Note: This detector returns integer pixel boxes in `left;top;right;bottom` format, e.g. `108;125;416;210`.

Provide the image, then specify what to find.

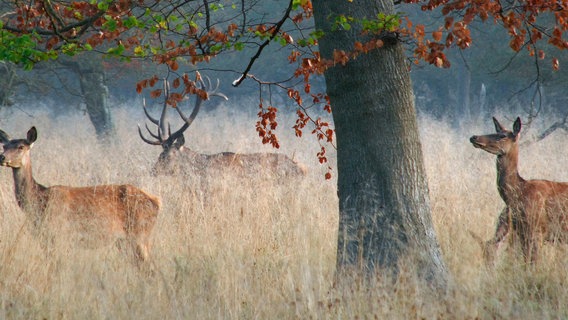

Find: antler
138;75;228;147
138;79;170;145
168;76;228;143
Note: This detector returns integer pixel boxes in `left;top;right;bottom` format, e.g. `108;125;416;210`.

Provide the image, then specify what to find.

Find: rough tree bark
64;54;116;142
78;67;116;142
312;0;448;288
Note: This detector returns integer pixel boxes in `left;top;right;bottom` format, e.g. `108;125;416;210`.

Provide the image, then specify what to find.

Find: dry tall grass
0;104;567;319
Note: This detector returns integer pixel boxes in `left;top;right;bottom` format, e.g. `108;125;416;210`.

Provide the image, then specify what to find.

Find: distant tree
0;61;16;106
62;53;116;141
2;0;567;288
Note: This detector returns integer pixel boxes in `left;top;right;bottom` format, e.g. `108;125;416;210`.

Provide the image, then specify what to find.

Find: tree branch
534;113;568;142
232;0;293;87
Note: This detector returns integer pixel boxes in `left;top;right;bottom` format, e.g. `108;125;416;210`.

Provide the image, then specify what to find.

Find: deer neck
181;147;201;158
496;144;524;204
11;162;48;213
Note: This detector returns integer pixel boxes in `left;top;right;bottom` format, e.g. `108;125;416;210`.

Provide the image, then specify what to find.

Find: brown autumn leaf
169;59;179;71
149;76;158;87
432;30;443;42
173;78;181;89
150;89;162;98
553;58;560;71
169;92;183;102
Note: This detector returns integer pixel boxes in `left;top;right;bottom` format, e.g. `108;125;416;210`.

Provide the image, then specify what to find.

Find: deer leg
492;207;510;244
522;235;539;264
115;236;148;267
470;207;510;265
134;237;150;263
516;221;537;264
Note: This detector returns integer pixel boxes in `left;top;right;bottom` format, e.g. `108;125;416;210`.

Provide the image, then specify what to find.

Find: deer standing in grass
0;127;160;264
470;117;568;263
138;76;307;177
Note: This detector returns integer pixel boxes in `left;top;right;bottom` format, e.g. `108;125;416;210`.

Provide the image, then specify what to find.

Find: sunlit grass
0;104;567;319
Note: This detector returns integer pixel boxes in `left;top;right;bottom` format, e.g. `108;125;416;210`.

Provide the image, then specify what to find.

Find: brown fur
470;117;568;263
153;138;308;178
0;127;160;263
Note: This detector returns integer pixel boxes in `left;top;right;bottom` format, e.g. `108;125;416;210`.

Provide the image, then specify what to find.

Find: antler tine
158;79;170;142
168;123;173;136
138;97;165;145
145;123;162;140
170;91;201;136
142;98;160;125
199;76;228;100
137;125;162;146
201;75;210;90
210;77;228;100
167;78;208;142
168;76;228;143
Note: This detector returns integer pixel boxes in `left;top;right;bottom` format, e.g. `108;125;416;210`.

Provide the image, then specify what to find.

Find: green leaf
134;45;146;57
123;16;139;29
97;2;108;11
0;31;55;69
292;0;302;10
210;43;223;53
61;43;79;56
106;44;125;56
234;42;245;51
102;17;118;32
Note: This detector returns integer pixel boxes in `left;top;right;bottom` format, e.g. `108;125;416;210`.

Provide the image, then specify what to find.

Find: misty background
1;0;567;147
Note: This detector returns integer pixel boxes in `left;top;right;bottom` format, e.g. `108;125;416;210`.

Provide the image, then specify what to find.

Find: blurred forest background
1;0;566;141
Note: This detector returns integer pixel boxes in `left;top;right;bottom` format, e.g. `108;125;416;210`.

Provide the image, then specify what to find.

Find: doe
0;126;160;264
470;117;568;263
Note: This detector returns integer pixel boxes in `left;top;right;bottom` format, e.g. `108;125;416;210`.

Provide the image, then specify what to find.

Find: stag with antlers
138;75;307;178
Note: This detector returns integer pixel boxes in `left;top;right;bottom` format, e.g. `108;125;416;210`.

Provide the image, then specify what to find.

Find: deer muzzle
470;136;485;148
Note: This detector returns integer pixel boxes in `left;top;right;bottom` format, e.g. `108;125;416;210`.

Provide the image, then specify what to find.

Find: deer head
0;126;37;169
470;117;521;156
138;76;228;174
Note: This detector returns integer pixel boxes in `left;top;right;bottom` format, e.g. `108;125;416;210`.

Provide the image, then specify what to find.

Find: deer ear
27;127;37;144
0;129;10;144
513;117;522;136
493;117;506;133
173;134;185;150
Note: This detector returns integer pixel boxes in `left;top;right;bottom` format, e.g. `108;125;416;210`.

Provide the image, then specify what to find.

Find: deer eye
496;134;507;140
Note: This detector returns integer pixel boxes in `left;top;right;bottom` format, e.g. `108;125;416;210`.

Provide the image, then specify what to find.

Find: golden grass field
0;103;567;319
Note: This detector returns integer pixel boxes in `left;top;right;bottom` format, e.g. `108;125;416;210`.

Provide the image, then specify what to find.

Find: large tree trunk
312;1;448;288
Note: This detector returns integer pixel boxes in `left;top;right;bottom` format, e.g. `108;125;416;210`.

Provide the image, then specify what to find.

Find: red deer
0;127;160;264
470;117;568;263
138;76;307;177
